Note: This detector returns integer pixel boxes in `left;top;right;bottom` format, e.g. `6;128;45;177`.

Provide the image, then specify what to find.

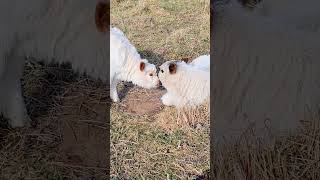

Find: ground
1;61;109;179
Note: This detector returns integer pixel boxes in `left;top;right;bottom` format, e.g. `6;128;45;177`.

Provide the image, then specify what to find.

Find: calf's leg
0;55;30;127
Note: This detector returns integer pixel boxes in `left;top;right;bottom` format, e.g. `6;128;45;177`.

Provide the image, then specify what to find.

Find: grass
213;119;320;179
111;0;210;64
110;102;210;179
111;0;210;178
1;60;109;179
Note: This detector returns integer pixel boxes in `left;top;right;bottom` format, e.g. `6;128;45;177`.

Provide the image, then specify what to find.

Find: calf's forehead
146;63;156;71
160;61;170;69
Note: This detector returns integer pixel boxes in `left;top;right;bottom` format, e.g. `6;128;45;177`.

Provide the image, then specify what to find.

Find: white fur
189;55;210;71
158;55;210;108
110;27;159;102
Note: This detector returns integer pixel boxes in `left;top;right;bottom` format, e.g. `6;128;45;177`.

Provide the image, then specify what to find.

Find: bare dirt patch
118;83;166;116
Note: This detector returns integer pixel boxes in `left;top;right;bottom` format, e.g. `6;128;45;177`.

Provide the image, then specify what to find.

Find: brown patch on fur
169;63;177;74
95;1;110;33
140;62;145;71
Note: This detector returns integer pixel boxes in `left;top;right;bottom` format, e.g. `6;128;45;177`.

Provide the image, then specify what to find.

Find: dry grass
111;0;210;64
213;119;320;179
156;100;209;132
110;103;210;179
111;0;210;178
1;60;109;179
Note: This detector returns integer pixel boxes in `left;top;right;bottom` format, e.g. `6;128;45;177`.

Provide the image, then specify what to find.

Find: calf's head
158;60;186;90
133;59;160;89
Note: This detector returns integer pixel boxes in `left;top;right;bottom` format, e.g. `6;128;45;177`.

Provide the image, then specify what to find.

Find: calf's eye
160;70;164;73
149;73;153;76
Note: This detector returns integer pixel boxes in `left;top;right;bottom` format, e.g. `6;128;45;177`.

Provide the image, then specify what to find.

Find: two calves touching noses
111;27;210;108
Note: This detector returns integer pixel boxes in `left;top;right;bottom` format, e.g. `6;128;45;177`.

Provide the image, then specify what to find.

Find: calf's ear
95;1;109;33
169;63;177;74
140;62;145;71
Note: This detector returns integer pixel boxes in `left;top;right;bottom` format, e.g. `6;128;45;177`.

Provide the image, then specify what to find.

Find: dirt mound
119;85;166;116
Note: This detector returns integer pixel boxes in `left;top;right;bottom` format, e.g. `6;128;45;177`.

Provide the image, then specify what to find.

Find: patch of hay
155;99;210;132
213;119;320;179
1;60;109;179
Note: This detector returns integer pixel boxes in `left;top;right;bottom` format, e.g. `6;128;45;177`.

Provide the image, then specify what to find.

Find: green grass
111;0;210;178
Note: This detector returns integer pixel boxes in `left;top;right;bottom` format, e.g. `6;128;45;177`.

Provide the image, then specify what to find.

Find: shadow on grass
0;59;110;179
0;59;77;129
118;82;134;101
23;59;78;124
211;118;320;179
140;50;167;66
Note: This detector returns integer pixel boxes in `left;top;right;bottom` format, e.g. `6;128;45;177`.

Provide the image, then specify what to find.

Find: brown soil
118;85;166;116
